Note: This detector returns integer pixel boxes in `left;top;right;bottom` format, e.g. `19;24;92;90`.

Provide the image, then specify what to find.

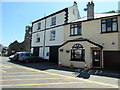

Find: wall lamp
66;50;70;53
60;49;63;52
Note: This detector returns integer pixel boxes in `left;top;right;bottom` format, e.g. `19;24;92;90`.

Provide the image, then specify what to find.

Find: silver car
18;52;42;63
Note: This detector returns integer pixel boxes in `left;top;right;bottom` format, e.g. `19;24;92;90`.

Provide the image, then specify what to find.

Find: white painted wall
39;47;43;58
31;31;44;47
45;26;64;46
32;20;45;32
68;5;80;22
46;11;66;29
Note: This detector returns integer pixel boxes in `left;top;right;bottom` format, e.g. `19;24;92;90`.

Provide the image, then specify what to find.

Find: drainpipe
43;15;46;59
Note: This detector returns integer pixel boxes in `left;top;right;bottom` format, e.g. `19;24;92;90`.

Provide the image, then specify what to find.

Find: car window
19;53;24;56
14;53;19;56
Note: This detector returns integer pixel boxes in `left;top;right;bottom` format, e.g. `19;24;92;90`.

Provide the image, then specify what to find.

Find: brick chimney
87;1;94;20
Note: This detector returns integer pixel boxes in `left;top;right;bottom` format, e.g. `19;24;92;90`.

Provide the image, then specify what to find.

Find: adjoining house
8;25;32;56
59;1;120;70
31;2;80;63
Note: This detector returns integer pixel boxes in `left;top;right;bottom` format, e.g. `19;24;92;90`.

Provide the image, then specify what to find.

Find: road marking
1;82;86;87
2;74;49;77
1;78;61;81
5;72;42;74
2;70;7;73
1;65;12;68
0;70;7;73
20;66;119;88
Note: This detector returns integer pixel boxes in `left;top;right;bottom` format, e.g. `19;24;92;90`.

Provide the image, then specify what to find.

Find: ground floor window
71;44;85;61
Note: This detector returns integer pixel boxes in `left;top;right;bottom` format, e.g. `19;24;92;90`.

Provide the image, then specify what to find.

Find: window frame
37;22;41;30
71;44;85;61
101;17;118;33
70;24;82;36
36;34;40;43
50;30;56;41
51;16;56;26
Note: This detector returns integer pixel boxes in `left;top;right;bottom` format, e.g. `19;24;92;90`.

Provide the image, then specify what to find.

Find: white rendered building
31;2;80;63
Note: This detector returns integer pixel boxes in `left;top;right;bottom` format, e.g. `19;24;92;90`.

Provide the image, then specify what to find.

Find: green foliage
108;10;116;13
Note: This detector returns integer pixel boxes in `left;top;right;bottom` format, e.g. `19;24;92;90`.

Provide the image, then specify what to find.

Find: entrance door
49;46;59;63
92;50;101;68
33;47;39;56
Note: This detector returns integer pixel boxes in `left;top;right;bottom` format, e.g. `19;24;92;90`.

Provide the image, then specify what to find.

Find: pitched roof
32;8;68;24
72;13;119;22
61;37;103;48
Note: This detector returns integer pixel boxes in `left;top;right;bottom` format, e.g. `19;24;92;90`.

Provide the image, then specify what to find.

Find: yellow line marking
5;72;42;74
20;66;119;88
0;70;7;73
2;74;49;77
2;65;12;68
1;82;86;87
1;78;61;81
2;70;7;73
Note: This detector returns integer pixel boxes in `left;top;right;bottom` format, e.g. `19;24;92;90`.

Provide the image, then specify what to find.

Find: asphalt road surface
0;56;119;88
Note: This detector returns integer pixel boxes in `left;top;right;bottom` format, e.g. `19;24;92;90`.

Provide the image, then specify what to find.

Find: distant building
7;25;32;56
0;44;3;56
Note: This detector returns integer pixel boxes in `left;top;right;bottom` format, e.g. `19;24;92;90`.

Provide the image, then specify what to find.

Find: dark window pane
112;22;117;31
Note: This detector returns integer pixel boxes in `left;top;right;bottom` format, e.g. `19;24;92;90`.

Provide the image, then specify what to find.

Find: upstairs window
37;22;41;30
51;17;56;26
101;18;118;33
36;34;40;43
70;24;81;36
71;44;85;61
50;30;56;41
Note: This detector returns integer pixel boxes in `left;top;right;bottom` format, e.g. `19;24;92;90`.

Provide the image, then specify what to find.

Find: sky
1;0;119;46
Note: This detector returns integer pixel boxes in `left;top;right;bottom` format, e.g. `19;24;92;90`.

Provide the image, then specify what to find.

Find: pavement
0;56;120;89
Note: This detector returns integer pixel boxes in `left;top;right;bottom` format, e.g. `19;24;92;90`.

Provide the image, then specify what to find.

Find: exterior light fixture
66;50;70;53
60;49;63;52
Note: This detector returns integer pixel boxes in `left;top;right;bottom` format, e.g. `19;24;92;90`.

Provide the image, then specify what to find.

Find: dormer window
37;22;41;30
51;17;56;26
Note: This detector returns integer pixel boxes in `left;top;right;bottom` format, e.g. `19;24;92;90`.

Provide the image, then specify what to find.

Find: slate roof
72;13;119;23
61;37;103;48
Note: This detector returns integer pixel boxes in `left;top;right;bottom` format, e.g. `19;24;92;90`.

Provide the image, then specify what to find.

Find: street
0;56;119;88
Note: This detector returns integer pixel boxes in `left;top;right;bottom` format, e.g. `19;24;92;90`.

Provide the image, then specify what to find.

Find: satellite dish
84;8;87;11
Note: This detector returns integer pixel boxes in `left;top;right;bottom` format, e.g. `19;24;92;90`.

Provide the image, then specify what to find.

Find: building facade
59;1;120;70
31;2;80;63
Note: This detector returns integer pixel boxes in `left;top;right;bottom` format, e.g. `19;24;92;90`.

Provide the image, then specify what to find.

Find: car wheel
25;60;29;63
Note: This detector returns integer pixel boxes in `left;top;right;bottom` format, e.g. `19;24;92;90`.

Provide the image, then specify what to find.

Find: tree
108;10;116;13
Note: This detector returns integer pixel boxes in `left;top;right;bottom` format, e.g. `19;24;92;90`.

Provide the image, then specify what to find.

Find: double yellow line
20;66;119;88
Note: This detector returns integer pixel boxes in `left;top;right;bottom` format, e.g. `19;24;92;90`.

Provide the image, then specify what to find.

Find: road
0;56;119;88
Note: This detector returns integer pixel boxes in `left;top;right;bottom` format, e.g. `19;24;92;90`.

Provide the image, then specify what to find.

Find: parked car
18;52;42;63
9;52;23;61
